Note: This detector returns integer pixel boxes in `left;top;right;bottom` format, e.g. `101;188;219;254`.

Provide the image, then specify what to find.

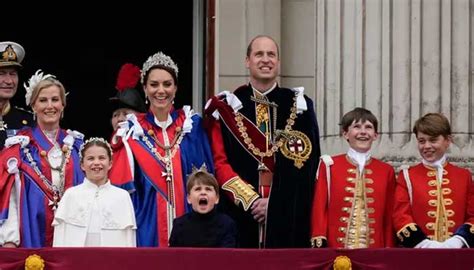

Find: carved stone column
313;0;474;171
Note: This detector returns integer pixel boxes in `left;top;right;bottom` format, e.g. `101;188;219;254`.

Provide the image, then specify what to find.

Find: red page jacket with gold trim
310;154;396;248
393;162;474;247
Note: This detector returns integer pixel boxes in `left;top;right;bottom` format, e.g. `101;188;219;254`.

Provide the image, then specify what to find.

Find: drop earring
33;112;36;121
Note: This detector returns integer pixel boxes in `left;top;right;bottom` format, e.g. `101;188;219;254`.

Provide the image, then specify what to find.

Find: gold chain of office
234;95;298;158
141;127;185;182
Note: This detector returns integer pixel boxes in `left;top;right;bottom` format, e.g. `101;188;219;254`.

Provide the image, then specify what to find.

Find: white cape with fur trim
52;178;136;247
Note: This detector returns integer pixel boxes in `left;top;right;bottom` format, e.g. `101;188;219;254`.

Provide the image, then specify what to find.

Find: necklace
43;144;67;171
24;142;72;210
235;95;298;158
141;126;185;220
141;127;185;182
150;127;183;151
41;129;67;172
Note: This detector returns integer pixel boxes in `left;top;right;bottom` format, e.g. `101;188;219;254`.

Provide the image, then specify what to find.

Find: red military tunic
393;162;474;246
310;154;396;248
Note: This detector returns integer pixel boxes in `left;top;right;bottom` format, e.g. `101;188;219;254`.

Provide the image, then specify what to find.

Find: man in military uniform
0;41;33;149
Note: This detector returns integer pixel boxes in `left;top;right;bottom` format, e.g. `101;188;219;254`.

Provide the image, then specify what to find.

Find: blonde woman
0;70;84;247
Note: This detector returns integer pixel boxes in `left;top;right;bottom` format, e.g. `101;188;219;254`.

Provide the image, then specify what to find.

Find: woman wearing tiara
53;137;136;247
0;70;84;247
109;52;214;247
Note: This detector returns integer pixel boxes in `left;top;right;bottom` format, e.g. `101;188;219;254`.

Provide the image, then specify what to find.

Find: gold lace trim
222;176;259;211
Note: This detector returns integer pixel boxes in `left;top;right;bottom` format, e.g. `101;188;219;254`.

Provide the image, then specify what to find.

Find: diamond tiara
141;52;179;84
79;137;113;160
191;163;209;174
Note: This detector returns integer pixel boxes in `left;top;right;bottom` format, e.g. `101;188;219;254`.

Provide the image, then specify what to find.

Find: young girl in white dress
53;137;136;247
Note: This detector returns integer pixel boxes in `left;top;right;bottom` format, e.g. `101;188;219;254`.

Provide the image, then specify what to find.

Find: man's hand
250;198;268;223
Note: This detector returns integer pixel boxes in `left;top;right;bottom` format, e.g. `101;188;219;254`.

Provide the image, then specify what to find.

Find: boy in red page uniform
310;107;395;248
393;113;474;248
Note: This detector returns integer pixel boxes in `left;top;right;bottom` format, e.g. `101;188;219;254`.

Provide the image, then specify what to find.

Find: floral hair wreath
140;52;179;84
79;137;113;160
24;69;56;106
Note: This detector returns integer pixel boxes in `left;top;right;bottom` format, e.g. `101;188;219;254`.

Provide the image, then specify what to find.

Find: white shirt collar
154;114;173;129
251;82;277;96
421;155;446;168
347;147;371;174
422;155;447;183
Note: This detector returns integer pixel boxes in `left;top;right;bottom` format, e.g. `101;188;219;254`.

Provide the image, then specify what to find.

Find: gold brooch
333;255;352;270
25;254;45;270
279;130;312;169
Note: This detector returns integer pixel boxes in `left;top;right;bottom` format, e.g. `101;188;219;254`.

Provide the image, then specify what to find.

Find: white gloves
415;236;466;249
415;239;444;248
441;236;465;248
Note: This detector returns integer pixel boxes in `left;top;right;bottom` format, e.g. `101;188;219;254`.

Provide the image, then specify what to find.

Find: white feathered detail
24;69;56;105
